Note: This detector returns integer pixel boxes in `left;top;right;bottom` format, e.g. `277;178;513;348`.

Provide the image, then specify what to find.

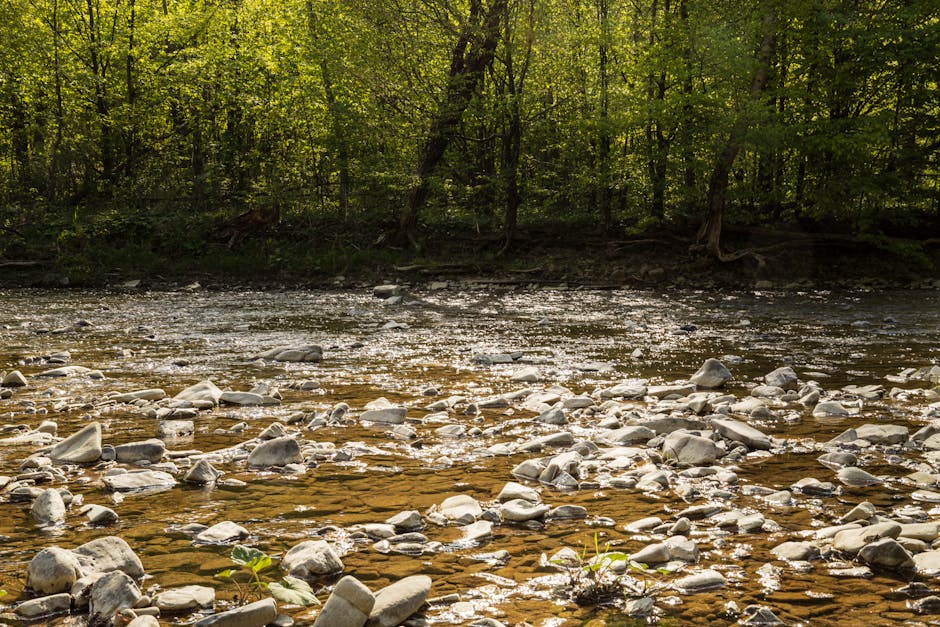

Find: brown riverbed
1;286;940;626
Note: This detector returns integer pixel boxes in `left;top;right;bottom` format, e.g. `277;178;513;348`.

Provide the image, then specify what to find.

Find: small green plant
550;533;664;607
215;545;319;607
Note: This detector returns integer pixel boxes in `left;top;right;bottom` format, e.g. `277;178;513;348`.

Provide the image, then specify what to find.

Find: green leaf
231;545;270;568
215;569;236;580
247;554;273;574
269;576;320;606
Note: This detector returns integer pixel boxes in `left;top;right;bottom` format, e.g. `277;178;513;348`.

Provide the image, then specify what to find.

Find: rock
89;570;143;626
174;380;224;405
600;381;648;399
710;418;772;450
817;451;857;470
673;569;726;593
497;482;540;503
536;407;567;425
647;384;696;399
500;499;550;522
103;469;177;492
853;424;909;445
510;367;541;383
31;488;66;526
386;511;424;532
913;550;940;576
73;536;144;578
764;367;798;390
665;536;698;562
158;420;195;440
2;369;27;387
195;521;249;544
127;617;160;627
27;546;84;594
771;541;820;561
662;432;718;466
112;389;167;402
359;408;407;424
247;437;302;467
255;345;324;363
193;598;278;627
813;401;850;417
366;575;431;627
220;391;276;406
184;460;223;484
80;504;120;525
547;505;587;520
838;501;876;524
751;385;785;398
837;467;883;487
373;285;402;299
281;540;344;578
155;585;216;612
833;522;902;555
631;543;670;565
690;358;732;388
740;606;785;626
114;439;166;464
439;495;482;524
858;537;914;570
15;593;72;618
461;520;494;542
35;365;93;377
603;425;656;445
47;422;102;463
314;576;375;627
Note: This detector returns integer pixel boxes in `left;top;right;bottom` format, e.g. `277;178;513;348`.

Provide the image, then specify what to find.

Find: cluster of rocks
6;292;940;627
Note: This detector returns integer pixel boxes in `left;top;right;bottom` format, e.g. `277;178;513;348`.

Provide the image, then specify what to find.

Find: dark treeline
0;0;938;270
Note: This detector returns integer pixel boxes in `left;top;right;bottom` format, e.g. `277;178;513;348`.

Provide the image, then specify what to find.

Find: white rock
690;359;732;388
155;585;216;612
47;422;102;463
31;488;66;526
88;571;142;626
247;436;302;467
314;576;375;627
26;547;84;594
193;597;277;627
366;575;432;627
195;521;249;544
281;540;344;578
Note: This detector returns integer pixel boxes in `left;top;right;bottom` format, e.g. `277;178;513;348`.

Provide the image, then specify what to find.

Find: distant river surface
1;286;940;625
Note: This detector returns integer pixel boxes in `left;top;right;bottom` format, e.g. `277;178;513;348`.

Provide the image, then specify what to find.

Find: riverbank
2;223;940;291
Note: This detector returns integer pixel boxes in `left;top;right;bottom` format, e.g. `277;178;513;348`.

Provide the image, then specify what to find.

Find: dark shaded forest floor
2;221;939;290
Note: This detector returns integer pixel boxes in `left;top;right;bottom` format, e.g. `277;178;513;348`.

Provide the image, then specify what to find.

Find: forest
0;0;938;278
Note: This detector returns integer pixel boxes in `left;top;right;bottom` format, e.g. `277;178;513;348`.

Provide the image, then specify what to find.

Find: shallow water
1;286;940;626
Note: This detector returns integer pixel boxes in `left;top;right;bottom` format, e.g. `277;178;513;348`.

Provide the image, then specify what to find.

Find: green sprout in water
215;545;319;607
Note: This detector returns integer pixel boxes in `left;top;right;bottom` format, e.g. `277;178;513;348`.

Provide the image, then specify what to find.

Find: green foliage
0;0;937;268
215;545;318;607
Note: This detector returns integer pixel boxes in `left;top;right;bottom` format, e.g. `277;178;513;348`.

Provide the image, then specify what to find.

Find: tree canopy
0;0;937;268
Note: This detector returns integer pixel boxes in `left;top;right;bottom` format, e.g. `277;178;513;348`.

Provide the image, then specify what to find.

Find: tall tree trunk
596;0;612;233
398;0;507;247
86;0;114;185
124;0;136;177
695;10;776;257
47;0;65;199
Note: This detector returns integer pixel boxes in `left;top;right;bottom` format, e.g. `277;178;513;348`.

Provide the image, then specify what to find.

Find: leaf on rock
269;576;320;606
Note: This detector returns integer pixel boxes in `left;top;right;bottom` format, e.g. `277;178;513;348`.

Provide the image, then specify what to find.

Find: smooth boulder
193;597;278;627
47;422;102;463
690;359;732;389
314;576;375;627
366;575;431;627
27;547;84;594
281;540;344;578
247;437;302;467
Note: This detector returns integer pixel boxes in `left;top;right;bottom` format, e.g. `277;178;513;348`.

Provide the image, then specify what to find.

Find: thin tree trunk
48;0;65;199
398;0;508;247
695;10;776;257
597;0;612;233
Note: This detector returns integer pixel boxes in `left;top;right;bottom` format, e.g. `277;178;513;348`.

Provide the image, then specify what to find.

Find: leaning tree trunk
398;0;507;248
695;11;776;258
